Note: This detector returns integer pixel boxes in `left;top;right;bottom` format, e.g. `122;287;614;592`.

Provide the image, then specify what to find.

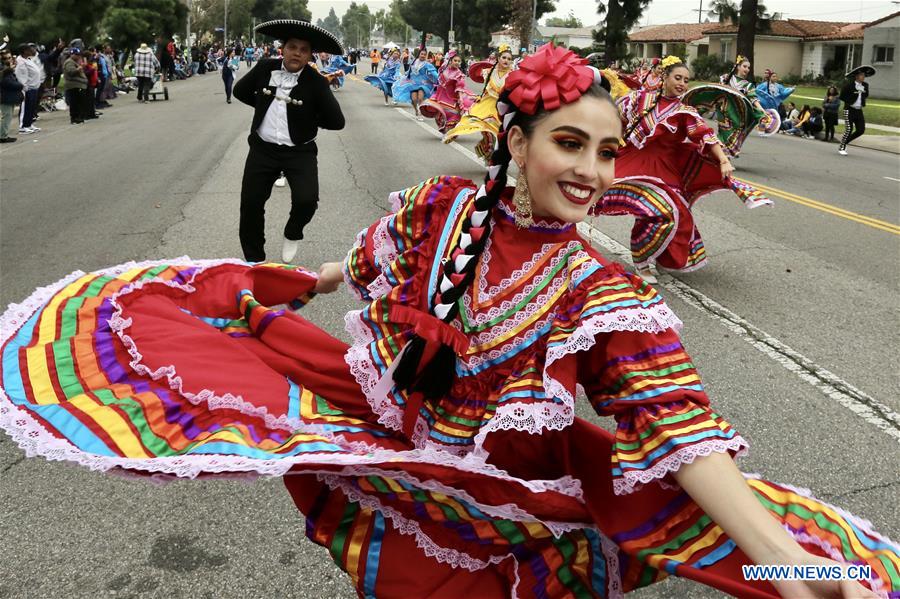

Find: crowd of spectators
0;35;280;144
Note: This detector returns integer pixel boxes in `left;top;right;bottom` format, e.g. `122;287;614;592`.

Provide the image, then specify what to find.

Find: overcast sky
307;0;899;28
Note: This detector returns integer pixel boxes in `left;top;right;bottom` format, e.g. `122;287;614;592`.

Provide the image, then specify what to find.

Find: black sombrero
846;64;876;78
254;19;343;55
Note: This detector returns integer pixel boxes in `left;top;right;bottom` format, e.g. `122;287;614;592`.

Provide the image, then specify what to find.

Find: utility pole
186;0;192;47
693;0;704;23
449;0;455;46
224;0;228;47
531;0;538;51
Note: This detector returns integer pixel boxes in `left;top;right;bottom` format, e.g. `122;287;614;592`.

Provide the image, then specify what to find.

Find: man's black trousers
239;134;319;262
840;107;866;148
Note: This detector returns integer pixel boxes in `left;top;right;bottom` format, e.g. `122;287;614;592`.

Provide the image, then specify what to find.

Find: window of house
873;45;894;64
721;39;733;60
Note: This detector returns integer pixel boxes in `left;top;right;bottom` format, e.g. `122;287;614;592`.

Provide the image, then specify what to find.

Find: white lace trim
612;435;750;496
468;302;683;450
496;200;573;230
371;215;400;270
318;474;623;598
316;465;590;535
343;308;405;434
461;259;596;371
477;237;583;309
366;274;394;299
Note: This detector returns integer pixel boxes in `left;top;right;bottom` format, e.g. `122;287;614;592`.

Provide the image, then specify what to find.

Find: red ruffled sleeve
571;271;748;495
342;176;473;301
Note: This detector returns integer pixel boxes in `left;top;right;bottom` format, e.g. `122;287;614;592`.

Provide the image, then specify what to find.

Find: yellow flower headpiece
497;43;511;55
660;55;682;69
735;54;748;65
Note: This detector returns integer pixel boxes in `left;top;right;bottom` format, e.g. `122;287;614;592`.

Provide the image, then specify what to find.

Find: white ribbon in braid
431;99;518;322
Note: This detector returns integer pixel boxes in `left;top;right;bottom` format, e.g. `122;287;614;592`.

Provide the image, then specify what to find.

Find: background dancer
364;48;403;105
838;64;875;156
683;55;777;158
391;47;438;120
1;44;892;599
442;44;514;162
755;69;793;113
599;56;771;282
232;19;345;263
419;49;475;133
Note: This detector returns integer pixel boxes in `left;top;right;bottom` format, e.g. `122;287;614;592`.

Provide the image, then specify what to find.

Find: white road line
393;103;900;443
884;176;900;182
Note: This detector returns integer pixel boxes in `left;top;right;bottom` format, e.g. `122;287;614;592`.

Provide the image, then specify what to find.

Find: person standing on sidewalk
838;65;875;156
233;19;345;263
15;44;41;135
133;43;159;103
822;85;840;142
0;50;23;142
62;50;88;124
221;48;239;103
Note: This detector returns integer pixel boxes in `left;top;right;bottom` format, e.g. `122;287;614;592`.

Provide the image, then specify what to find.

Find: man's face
282;38;311;72
856;72;866;82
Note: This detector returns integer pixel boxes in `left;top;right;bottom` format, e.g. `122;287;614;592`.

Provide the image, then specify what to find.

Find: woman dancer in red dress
599;56;772;282
0;45;894;598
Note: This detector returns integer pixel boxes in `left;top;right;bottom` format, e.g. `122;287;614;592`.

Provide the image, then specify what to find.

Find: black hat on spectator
845;65;876;78
254;19;343;55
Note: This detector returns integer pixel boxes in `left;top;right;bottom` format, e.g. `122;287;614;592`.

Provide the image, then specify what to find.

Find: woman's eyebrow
550;125;590;137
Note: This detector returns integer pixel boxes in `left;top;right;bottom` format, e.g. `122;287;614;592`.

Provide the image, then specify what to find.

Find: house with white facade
863;11;899;98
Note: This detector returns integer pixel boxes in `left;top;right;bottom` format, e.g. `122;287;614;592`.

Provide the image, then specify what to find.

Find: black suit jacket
839;80;868;110
233;58;345;144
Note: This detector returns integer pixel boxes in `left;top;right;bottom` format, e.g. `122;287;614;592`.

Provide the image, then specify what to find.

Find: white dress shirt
851;81;865;109
256;66;304;146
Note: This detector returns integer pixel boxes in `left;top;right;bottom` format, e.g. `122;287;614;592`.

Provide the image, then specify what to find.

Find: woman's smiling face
507;94;622;224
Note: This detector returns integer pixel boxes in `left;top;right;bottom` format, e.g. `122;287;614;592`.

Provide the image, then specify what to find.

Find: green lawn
691;81;900;128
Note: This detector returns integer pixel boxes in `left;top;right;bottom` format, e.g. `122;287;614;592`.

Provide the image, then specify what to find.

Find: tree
383;0;411;44
509;0;535;51
104;0;188;51
594;0;651;62
1;0;110;45
318;8;342;37
342;2;374;48
271;0;312;21
708;0;782;77
398;0;554;54
545;11;583;28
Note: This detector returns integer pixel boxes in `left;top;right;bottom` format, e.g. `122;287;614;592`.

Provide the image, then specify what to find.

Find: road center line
740;178;900;235
392;106;900;443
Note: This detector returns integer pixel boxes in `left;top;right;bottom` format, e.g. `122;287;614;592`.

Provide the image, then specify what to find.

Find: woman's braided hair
393;45;614;399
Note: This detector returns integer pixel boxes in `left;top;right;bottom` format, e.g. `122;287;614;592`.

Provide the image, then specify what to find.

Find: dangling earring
513;166;534;229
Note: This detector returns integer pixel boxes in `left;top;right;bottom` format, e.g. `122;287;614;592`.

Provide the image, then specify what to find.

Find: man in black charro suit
233;19;345;263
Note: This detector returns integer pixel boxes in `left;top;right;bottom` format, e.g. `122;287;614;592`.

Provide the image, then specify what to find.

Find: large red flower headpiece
504;43;595;115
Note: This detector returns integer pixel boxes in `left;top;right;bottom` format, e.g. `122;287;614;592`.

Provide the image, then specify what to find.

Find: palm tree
707;0;782;77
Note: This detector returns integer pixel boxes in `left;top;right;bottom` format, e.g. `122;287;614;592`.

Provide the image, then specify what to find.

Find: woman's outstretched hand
771;556;879;598
720;159;735;180
314;262;344;294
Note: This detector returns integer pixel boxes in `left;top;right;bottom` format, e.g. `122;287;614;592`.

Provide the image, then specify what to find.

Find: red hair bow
505;43;594;115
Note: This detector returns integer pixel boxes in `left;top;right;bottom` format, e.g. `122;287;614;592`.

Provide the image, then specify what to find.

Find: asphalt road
0;65;898;599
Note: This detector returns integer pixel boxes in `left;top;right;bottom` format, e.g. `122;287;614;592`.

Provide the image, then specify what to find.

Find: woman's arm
710;143;734;179
673;453;878;598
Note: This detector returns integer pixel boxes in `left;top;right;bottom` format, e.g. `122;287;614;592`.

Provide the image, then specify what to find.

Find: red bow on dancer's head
504;43;595;115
